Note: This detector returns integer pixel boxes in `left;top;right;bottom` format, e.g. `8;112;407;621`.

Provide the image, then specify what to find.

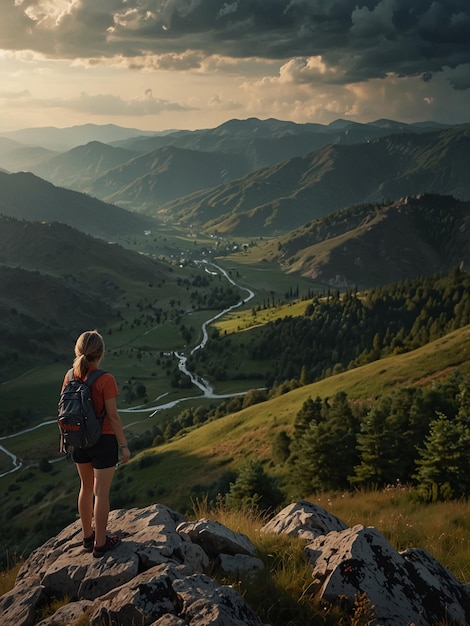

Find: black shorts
72;434;118;469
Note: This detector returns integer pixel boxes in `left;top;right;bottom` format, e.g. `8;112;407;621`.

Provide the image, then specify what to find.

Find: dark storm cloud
4;0;470;87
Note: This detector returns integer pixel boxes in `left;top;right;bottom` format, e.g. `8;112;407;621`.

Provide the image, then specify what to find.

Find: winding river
0;261;255;477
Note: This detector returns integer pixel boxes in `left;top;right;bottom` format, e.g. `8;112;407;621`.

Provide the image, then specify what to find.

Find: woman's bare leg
93;466;116;547
76;462;94;538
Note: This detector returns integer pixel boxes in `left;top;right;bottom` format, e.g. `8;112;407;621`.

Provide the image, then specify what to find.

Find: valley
0;259;256;476
0;118;469;581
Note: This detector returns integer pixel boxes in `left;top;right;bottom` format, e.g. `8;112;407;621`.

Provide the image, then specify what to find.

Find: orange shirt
61;366;119;435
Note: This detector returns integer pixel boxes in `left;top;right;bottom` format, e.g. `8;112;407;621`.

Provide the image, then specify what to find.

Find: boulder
177;518;257;558
261;501;470;625
305;523;470;625
1;503;265;626
35;600;93;626
5;499;470;626
261;500;348;541
215;553;265;580
0;578;46;626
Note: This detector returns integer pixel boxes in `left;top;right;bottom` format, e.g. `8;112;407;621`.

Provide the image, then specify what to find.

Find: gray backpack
58;369;105;452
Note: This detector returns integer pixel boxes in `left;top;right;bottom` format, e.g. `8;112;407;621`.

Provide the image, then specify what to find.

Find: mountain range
155;124;470;236
1;118;466;234
0;123;161;151
0;117;469;286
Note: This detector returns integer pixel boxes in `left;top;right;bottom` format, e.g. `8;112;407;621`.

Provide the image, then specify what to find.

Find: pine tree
415;380;470;501
351;400;397;486
292;392;359;493
225;460;284;512
272;430;291;464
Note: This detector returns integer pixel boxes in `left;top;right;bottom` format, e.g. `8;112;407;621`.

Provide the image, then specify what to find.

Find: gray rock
0;578;46;626
2;503;266;626
172;567;263;625
177;518;256;558
401;546;470;624
216;553;264;580
304;523;470;625
5;499;469;626
151;615;187;626
88;562;186;626
261;500;348;541
35;600;93;626
87;561;265;626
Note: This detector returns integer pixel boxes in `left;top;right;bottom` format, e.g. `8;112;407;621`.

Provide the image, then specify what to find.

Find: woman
62;329;131;558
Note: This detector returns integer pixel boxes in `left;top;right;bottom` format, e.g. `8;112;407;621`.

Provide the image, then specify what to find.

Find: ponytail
73;330;104;379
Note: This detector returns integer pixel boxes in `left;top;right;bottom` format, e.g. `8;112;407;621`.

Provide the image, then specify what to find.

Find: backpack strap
84;369;107;419
67;368;106;386
83;368;106;387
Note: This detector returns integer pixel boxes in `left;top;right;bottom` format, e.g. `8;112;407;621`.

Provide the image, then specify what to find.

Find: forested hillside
0;215;175;381
0;170;157;238
284;369;470;501
189;267;470;386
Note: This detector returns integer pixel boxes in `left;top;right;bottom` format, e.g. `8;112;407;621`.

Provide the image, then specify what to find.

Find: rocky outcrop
262;500;470;625
2;500;470;626
0;504;265;626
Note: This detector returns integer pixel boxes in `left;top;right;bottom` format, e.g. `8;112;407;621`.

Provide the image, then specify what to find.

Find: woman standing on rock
62;329;131;558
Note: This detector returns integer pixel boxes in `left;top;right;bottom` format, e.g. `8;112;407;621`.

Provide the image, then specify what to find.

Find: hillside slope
1;118;453;215
87;146;251;211
0;215;174;377
0;170;157;239
123;324;470;511
238;194;470;287
31;141;137;189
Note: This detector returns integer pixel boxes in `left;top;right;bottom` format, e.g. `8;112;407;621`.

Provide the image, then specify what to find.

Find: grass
314;488;470;582
214;298;309;334
169;492;470;625
1;247;470;622
0;558;22;597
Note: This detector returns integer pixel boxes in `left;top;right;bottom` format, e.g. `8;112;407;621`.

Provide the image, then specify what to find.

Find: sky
1;0;470;133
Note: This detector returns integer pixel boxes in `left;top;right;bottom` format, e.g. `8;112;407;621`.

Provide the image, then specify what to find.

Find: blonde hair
73;330;104;379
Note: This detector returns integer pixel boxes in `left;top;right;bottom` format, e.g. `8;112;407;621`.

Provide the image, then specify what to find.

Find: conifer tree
292;392;359;493
225;460;284;512
351;401;397;486
415;380;470;501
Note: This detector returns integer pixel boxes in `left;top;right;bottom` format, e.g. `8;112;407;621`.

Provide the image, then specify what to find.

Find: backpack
58;368;106;452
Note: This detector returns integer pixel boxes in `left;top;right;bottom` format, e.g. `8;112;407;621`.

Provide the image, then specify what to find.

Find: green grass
1;324;469;496
215;298;308;334
314;488;470;583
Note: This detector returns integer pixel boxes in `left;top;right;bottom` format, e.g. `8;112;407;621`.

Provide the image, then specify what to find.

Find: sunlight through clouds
21;0;78;27
1;0;470;130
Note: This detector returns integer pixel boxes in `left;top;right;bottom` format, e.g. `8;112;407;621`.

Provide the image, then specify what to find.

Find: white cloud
279;57;344;84
1;1;470;130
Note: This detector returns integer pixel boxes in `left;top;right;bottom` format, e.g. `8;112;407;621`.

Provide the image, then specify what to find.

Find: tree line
192;267;469;386
277;370;470;502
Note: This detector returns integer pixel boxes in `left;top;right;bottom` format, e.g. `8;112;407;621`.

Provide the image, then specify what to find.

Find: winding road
0;261;256;477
